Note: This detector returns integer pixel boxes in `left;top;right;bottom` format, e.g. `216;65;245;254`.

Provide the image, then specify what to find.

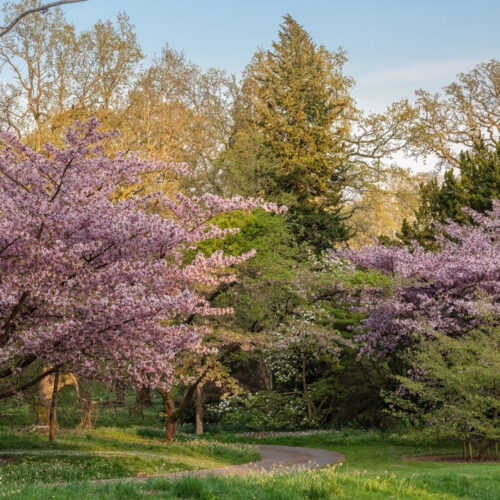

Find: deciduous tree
0;118;284;408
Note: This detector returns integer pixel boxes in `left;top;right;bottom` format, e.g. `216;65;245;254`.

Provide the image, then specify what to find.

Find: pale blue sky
64;0;500;114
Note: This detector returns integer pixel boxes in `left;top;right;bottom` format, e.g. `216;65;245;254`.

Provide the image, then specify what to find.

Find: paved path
84;444;345;485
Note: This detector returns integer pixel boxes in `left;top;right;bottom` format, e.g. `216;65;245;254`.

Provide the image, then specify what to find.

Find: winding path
2;444;344;485
162;444;345;480
61;444;344;485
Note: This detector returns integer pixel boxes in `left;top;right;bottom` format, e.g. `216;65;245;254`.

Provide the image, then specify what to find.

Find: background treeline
0;1;499;437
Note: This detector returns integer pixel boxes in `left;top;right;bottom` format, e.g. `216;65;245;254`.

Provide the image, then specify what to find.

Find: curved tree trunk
159;372;207;443
163;391;178;442
38;371;87;428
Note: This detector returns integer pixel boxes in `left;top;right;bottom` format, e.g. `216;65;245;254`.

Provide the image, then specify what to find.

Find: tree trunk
195;385;204;435
79;399;93;429
37;370;56;427
159;371;207;443
163;391;178;442
165;416;178;441
478;439;491;461
258;358;273;391
48;370;59;441
136;386;153;408
37;371;78;426
302;358;313;419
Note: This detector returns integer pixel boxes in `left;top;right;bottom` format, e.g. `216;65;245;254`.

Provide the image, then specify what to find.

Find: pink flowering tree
342;202;500;360
342;206;500;455
0;118;284;414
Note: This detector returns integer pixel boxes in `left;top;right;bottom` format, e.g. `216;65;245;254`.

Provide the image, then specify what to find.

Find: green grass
0;427;259;493
210;429;500;500
0;428;498;499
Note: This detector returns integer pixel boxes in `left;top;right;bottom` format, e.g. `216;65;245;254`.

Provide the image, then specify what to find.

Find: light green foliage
389;327;500;458
205;246;395;430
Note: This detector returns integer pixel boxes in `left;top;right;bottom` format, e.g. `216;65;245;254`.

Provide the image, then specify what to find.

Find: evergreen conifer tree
224;16;353;251
399;141;500;247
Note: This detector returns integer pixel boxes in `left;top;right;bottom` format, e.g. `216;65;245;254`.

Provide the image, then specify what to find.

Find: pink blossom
0;119;285;391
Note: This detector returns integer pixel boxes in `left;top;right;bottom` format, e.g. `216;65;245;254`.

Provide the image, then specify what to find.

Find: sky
64;0;500;114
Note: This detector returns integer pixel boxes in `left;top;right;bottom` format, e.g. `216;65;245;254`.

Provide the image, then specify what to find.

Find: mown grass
0;428;498;499
0;427;259;492
212;429;500;500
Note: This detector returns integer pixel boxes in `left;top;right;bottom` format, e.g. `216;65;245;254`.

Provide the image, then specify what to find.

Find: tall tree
220;16;414;251
122;45;235;194
0;1;142;144
225;16;353;250
406;59;500;168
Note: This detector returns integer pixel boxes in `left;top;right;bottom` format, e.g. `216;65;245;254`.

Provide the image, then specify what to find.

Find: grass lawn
0;426;259;497
211;430;500;500
0;429;498;499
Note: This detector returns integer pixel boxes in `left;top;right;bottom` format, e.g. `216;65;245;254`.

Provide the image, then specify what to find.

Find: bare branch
0;0;87;38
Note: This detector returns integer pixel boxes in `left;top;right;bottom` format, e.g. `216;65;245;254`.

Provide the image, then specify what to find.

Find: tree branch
0;0;87;38
0;364;62;400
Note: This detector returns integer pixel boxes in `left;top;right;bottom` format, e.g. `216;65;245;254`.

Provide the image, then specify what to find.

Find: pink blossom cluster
0;118;284;390
342;203;500;358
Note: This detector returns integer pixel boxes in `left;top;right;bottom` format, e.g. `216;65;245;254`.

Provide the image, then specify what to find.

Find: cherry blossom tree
0;118;284;402
342;202;500;359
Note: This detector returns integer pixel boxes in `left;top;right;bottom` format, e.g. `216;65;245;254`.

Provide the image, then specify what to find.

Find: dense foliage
344;202;500;359
399;141;500;247
390;327;500;459
0;118;283;397
0;3;499;470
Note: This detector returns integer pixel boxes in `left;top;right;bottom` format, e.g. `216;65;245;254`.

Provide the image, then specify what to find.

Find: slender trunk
48;370;59;442
195;385;204;435
79;393;93;429
469;441;474;462
163;391;178;442
478;439;491;461
302;358;313;419
136;386;153;408
116;384;125;404
495;441;498;461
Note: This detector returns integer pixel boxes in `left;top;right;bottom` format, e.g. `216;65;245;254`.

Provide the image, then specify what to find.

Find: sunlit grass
0;426;259;490
0;428;498;498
